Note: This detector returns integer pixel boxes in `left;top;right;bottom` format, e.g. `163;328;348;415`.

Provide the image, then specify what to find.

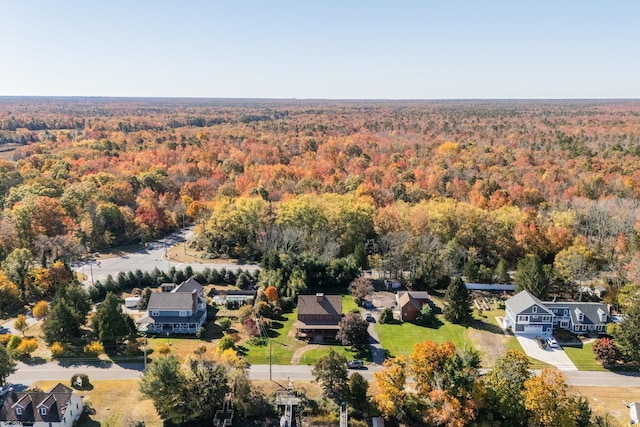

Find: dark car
535;336;548;349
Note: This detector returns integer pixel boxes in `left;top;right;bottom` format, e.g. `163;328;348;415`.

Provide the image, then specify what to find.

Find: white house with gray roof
137;277;207;335
505;290;611;336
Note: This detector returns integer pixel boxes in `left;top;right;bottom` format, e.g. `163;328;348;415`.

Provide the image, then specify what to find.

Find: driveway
516;335;578;371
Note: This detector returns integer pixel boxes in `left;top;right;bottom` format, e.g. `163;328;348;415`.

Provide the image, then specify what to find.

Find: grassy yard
563;341;607;371
297;346;370;365
375;314;472;358
34;380;161;427
241;309;306;365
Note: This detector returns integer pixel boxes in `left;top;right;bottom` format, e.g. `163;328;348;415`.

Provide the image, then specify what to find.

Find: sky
1;1;639;99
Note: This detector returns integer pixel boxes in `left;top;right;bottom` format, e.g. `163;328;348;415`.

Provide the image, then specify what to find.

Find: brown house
295;293;342;343
397;291;431;322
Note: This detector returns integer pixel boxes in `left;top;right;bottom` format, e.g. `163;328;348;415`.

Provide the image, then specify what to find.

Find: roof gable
506;290;553;315
297;294;342;316
173;277;203;294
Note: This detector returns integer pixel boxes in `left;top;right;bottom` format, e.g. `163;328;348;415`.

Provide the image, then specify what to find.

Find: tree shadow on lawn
470;318;504;335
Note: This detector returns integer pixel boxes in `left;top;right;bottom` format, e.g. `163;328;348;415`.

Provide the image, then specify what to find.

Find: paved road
73;228;260;286
9;361;640;388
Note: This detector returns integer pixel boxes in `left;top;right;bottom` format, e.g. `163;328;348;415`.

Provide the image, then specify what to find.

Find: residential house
396;291;431;321
138;277;207;335
504;291;554;335
505;290;611;336
0;383;82;427
295;293;342;343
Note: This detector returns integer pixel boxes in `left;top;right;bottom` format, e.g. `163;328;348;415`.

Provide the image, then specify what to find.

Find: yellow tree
523;369;590;427
373;356;407;420
13;314;28;336
32;300;49;319
16;338;38;357
0;272;20;309
409;340;455;394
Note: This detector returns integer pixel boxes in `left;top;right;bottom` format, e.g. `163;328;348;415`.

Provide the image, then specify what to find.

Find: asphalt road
73;228;260;287
9;361;640;388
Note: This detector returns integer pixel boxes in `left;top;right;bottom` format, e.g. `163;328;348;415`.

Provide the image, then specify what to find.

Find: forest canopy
2;98;640;307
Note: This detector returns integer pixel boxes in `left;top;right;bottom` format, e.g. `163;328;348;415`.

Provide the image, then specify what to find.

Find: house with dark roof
396;291;431;321
505;290;611;336
295;293;342;343
137;277;207;335
0;383;82;427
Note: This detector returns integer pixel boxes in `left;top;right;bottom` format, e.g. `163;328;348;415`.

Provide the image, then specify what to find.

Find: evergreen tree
515;254;550;299
614;297;640;365
443;276;473;325
0;344;16;386
42;296;83;344
92;292;136;347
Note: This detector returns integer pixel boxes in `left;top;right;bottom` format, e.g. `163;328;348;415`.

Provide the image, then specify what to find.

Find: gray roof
545;301;610;326
147;292;195;312
506;290;553;315
173;277;203;294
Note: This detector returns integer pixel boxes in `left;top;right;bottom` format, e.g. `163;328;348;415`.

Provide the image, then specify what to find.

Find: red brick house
397;291;431;322
295;293;342;342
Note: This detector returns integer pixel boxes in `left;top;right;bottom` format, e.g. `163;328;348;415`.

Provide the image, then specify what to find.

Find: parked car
535;336;548;349
347;359;364;369
547;337;558;348
366;312;375;322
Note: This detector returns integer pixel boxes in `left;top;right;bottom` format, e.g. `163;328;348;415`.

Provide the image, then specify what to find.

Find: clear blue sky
1;1;639;99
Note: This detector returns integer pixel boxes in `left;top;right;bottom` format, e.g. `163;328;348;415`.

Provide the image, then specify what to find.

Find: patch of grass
298;346;371;365
342;294;359;314
242;309;306;365
563;341;607;371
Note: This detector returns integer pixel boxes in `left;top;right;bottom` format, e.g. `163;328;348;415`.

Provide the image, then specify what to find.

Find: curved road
74;228;260;287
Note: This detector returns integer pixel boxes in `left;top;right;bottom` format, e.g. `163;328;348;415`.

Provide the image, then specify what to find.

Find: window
532;306;537;313
151;310;159;316
16;407;22;415
179;311;187;317
40;407;47;415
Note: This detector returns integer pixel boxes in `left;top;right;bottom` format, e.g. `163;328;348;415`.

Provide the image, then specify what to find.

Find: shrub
50;341;67;358
156;344;171;355
196;326;206;339
16;338;38;357
83;341;105;357
0;334;12;347
238;305;254;322
378;308;394;324
219;317;232;331
71;373;90;389
124;339;141;357
416;304;436;327
7;335;22;350
218;335;235;351
33;301;49;319
593;337;621;365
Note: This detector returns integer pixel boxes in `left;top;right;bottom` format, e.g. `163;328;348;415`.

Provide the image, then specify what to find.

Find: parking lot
516;335;578;371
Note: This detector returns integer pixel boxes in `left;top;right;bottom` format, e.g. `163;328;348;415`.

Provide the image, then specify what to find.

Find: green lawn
297;346;370;365
563;341;607;371
375;314;473;357
241;309;306;365
342;294;359;314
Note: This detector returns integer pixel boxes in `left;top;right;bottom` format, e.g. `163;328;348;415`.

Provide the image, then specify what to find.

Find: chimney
316;293;324;302
192;290;198;312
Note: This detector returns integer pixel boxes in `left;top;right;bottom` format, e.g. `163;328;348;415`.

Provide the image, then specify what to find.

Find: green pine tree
443;276;473;325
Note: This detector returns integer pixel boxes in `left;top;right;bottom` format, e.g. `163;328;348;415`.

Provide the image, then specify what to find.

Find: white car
547;337;558;348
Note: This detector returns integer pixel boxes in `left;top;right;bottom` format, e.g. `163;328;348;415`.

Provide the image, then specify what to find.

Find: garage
523;325;543;334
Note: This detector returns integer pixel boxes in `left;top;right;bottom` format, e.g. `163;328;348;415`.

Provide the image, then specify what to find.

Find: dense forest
2;97;640;309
